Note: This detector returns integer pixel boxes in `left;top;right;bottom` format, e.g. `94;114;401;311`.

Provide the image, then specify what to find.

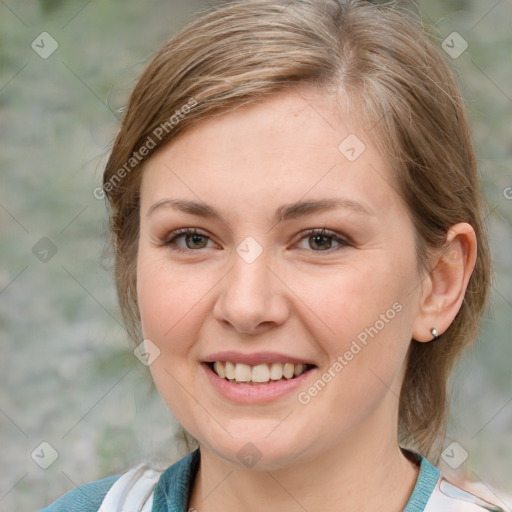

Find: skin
136;88;477;511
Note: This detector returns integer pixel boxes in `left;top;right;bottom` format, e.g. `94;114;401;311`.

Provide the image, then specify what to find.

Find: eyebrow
146;197;374;224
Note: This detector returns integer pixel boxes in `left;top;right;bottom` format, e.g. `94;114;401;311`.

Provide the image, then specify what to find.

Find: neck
188;420;420;512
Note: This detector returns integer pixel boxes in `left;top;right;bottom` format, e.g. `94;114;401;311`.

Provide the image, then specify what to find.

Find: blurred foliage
39;0;66;15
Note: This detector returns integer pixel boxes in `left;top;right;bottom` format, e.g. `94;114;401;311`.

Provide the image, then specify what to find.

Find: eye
161;227;350;254
296;228;350;252
162;228;215;253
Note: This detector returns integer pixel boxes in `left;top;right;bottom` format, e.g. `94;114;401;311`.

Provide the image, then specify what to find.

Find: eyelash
161;227;350;255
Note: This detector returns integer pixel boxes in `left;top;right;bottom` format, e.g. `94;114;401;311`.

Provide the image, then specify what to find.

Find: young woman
39;0;505;510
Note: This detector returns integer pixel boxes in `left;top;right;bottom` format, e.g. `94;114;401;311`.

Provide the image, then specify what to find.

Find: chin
195;420;315;471
212;441;306;472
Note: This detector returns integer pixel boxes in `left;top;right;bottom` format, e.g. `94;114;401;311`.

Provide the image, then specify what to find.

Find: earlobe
412;223;477;343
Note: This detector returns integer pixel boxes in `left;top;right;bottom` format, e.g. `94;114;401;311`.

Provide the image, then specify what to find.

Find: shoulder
426;476;512;512
38;473;122;512
38;450;200;512
404;451;510;512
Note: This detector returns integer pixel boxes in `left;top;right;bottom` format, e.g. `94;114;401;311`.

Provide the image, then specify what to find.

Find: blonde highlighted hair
103;0;491;462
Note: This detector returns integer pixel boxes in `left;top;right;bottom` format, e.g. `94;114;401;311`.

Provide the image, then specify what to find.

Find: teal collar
152;449;200;512
403;451;441;511
153;448;439;512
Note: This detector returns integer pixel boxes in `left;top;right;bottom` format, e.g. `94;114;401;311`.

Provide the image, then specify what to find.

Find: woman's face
137;89;428;470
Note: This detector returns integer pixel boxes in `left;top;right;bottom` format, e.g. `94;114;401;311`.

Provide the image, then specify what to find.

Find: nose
213;248;290;335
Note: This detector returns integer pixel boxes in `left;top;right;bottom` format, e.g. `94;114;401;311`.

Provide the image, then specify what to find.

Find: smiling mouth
207;361;316;385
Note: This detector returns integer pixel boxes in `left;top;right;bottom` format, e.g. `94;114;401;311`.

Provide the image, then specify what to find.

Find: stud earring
430;328;439;341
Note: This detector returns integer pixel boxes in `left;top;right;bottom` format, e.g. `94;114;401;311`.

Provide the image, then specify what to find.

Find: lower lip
201;363;316;404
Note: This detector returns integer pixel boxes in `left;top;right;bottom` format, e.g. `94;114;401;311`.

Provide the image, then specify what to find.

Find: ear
412;222;477;343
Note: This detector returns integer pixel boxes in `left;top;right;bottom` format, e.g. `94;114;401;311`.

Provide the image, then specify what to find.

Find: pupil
188;234;205;248
312;235;330;250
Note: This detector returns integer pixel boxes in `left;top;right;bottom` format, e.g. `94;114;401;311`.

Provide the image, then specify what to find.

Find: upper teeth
213;361;307;383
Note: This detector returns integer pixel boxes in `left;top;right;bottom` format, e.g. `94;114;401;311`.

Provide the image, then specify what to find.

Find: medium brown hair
102;0;491;462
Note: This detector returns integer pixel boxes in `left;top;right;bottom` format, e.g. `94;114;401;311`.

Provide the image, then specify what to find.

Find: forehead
140;89;402;217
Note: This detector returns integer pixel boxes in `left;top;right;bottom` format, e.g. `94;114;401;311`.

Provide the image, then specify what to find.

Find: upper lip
202;351;317;366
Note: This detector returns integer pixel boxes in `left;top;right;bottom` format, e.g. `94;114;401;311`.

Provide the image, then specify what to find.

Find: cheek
136;253;210;424
291;259;412;343
291;258;417;399
136;253;206;345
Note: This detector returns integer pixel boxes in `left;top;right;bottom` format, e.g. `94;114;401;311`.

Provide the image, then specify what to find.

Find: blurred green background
0;1;511;510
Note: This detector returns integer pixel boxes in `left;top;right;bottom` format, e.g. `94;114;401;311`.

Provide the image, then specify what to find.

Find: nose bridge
213;238;288;333
226;241;274;308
